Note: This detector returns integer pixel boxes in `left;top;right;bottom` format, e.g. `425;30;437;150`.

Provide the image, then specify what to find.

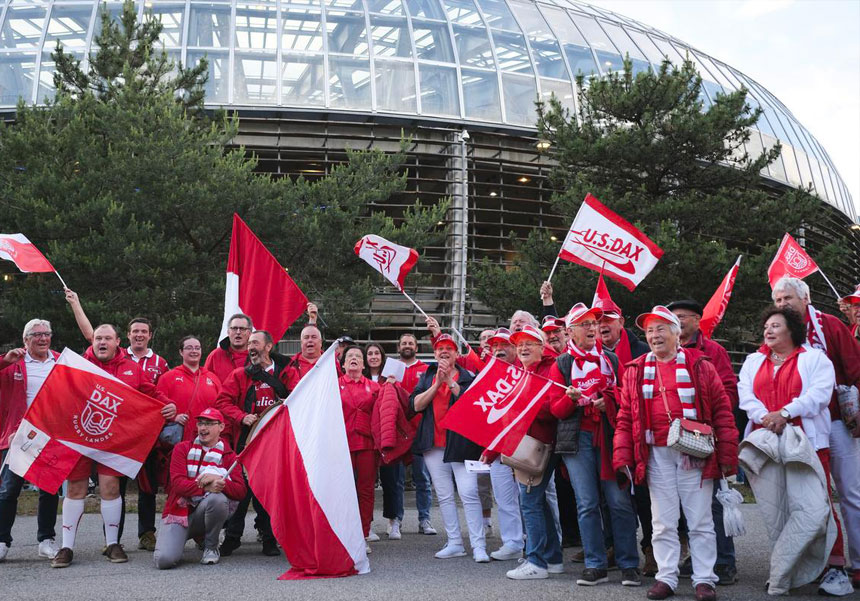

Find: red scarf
751;344;804;430
162;439;229;527
432;370;459;448
613;328;633;367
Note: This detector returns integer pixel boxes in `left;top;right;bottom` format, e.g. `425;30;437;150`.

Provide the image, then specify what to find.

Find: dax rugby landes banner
558;194;663;291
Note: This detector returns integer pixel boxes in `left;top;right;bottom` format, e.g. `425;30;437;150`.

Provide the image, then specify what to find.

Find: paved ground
0;494;836;601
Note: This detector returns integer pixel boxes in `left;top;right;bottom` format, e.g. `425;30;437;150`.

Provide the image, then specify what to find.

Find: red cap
635;305;681;330
487;327;513;346
564;302;604;328
510;324;544;345
594;299;623;319
541;315;564;332
432;333;458;350
196;407;225;423
841;284;860;305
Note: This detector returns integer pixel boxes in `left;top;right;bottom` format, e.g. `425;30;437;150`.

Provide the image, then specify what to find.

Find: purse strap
655;362;674;423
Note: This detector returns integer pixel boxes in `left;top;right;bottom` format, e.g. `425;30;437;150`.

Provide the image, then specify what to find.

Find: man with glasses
0;319;60;563
205;314;253;385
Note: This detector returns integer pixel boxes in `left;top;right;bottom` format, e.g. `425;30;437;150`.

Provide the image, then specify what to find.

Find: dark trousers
634;483;654;549
225;472;273;543
0;450;58;544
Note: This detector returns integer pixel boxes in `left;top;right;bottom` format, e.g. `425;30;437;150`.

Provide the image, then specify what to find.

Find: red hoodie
204;346;248;386
157;365;222;441
339;374;380;451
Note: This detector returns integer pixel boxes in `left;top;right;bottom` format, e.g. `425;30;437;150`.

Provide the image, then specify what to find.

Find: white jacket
738;345;835;450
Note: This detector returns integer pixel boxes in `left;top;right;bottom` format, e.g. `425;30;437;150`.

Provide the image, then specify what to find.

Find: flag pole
818;269;842;300
546;254;561;283
402;288;471;349
54;270;68;290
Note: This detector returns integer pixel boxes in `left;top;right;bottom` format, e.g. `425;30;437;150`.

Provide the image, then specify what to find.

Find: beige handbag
501;434;552;492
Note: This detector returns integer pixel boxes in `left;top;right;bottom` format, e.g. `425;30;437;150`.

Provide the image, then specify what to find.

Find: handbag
501;434;552;491
657;366;715;459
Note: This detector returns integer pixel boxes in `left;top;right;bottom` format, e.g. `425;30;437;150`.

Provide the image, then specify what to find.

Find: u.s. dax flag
354;235;419;291
0;233;56;273
438;357;555;456
5;349;167;494
767;233;818;288
558;194;663;291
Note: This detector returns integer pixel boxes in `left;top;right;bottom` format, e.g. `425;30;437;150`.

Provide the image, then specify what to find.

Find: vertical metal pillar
447;129;469;335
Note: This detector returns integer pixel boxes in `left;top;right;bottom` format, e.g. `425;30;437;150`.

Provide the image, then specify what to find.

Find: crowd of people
0;276;858;600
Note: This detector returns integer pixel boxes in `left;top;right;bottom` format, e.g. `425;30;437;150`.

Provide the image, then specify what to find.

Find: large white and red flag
354;234;418;291
238;344;369;579
219;214;309;343
439;357;556;456
700;256;742;338
767;233;819;288
5;349;166;493
0;233;55;273
557;194;663;291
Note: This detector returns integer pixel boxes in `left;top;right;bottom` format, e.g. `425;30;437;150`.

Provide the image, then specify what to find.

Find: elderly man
841;286;860;343
154;408;246;569
596;300;649;372
541;316;568;357
205;314;253;385
0;319;60;562
772;277;860;592
215;330;289;557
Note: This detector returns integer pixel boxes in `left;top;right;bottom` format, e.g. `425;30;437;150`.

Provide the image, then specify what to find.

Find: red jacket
204;346;248;386
526;356;571;444
214;364;286;446
339;374;379;452
281;352;320;391
163;439;246;516
127;348;169;384
371;382;415;464
613;349;739;485
683;331;739;408
0;350;60;451
818;311;860;420
400;360;429;396
157;365;222;442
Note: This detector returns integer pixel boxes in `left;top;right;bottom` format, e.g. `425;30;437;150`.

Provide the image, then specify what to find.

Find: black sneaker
622;568;642;586
576;567;609;586
679;556;693;579
261;538;281;557
220;536;241;556
715;563;738;585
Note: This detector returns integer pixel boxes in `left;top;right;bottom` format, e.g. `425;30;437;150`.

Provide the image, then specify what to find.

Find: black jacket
409;364;480;462
622;328;650;359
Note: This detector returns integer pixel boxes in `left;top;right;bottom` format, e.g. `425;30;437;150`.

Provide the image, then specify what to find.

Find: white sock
101;497;122;545
61;498;85;550
483;517;491;527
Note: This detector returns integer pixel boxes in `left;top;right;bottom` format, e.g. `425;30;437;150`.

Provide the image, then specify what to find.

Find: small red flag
700;256;742;338
0;233;55;273
767;233;818;288
591;273;623;316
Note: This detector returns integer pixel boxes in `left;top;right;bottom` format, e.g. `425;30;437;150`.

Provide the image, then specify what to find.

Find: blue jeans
562;430;639;570
412;454;432;522
380;462;405;521
519;465;563;568
0;450;58;544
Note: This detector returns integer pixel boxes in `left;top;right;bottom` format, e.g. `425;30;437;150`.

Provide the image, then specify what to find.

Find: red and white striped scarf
163;438;228;526
643;349;697;420
806;305;827;352
567;342;615;401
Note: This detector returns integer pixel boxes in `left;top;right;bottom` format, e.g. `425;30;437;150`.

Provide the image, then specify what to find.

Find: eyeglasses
182;346;202;351
674;314;698;321
27;332;52;339
516;341;541;349
228;326;250;332
574;321;599;329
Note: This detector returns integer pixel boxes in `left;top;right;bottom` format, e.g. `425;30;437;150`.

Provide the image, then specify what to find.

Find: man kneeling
154;408;246;569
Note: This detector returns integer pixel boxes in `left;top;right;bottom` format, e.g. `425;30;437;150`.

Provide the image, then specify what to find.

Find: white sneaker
490;543;523;561
547;562;564;574
473;547;490;563
200;548;220;565
818;567;853;597
365;531;380;543
365;544;372;555
506;559;549;580
387;520;402;540
0;543;8;562
434;543;466;559
418;520;437;535
38;539;59;559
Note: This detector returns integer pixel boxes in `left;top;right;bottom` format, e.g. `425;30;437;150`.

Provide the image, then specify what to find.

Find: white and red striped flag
354;234;418;291
238;343;369;579
557;194;663;291
0;233;55;273
218;214;309;343
700;256;742;338
5;349;166;493
767;233;819;287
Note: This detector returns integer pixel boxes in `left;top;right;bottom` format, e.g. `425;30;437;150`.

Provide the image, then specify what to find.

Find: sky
588;0;860;218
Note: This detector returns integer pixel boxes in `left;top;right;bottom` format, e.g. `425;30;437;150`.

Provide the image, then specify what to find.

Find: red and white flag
5;349;166;493
354;234;418;291
439;357;555;456
0;233;55;273
219;214;309;343
700;256;742;338
238;344;369;579
767;233;819;287
558;194;663;291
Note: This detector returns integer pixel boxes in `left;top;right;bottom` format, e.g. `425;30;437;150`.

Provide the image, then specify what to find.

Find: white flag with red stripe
558;194;663;291
700;256;742;338
0;233;55;273
354;234;418;291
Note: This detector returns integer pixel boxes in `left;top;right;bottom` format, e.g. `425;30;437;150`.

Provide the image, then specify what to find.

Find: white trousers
424;448;486;550
647;446;717;589
830;420;860;569
489;459;523;549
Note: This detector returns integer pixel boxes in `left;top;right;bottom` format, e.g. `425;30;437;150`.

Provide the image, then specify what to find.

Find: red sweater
204;346;248;386
817;311;860;420
157;365;222;442
339;374;380;452
683;331;738;408
0;351;60;451
164;439;246;508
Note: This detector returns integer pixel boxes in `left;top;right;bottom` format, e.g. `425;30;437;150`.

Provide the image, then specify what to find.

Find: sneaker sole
576;577;609;586
435;552;467;559
507;572;549;580
491;552;523;561
547;567;564;574
622;580;643;587
107;557;128;563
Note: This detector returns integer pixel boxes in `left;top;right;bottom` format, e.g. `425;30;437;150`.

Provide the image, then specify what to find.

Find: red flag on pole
700;256;742;338
591;273;623;316
767;233;819;288
354;234;419;291
0;233;55;273
218;214;309;343
557;194;663;291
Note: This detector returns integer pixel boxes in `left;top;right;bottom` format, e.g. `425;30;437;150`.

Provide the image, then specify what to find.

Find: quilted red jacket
371;382;416;465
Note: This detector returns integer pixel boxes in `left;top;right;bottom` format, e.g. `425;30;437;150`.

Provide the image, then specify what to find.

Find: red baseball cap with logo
487;327;513;346
635;305;681;330
510;324;544;345
541;315;564;332
841;284;860;305
432;333;458;350
564;303;604;328
197;407;225;423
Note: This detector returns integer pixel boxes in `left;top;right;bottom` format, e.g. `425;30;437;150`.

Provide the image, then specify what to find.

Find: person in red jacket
204;314;252;384
126;317;169;384
153;408;246;569
157;336;222;442
541;316;567;357
52;324;176;569
282;324;324;390
339;346;381;550
613;306;738;601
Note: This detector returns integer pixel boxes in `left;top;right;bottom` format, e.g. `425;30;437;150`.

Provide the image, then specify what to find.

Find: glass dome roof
0;0;854;218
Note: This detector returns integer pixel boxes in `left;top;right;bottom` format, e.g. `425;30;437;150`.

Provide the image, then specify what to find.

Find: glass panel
375;59;416;112
594;50;623;74
235;4;277;51
282;9;323;52
233;54;277;104
778;143;801;187
501;72;535;125
281;54;324;105
0;4;48;49
564;43;597;77
43;5;92;50
508;0;550;37
758;131;786;182
539;6;597;77
370;16;411;57
186;50;229;103
461;67;500;120
539;77;573;112
794;146;814;190
418;62;458;115
441;0;483;26
475;0;517;30
188;3;231;48
148;3;184;47
326;11;368;55
405;0;445;20
412;20;453;62
326;0;364;10
453;25;493;68
648;35;686;65
491;30;531;74
281;0;321;5
598;20;646;61
366;0;404;15
0;52;35;104
329;55;371;108
572;15;617;55
624;28;666;65
509;0;566;79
